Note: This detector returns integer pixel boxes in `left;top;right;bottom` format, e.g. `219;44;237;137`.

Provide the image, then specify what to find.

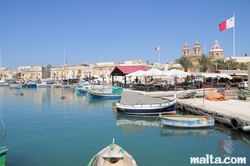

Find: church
182;39;224;72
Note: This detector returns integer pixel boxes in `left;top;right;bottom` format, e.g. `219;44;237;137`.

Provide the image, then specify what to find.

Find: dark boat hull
116;103;176;116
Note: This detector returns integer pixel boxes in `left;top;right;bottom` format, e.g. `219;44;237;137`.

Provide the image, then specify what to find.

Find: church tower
182;43;191;56
193;40;201;56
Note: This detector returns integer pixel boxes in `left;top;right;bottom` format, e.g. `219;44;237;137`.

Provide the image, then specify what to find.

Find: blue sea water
0;87;250;166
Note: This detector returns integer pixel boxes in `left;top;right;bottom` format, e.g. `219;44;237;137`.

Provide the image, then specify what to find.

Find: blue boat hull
28;84;37;88
88;92;121;99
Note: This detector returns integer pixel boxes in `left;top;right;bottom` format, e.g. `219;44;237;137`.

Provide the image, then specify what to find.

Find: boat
0;146;9;166
9;84;22;89
76;85;91;95
14;91;24;95
0;118;9;166
36;81;52;88
114;91;176;115
159;114;215;128
75;81;90;95
88;87;123;99
87;139;137;166
28;81;37;88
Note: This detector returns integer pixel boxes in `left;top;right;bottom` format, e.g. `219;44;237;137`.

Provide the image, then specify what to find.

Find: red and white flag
155;46;160;51
219;16;234;32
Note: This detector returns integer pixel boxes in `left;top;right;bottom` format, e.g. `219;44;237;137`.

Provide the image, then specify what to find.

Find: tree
238;62;248;70
196;54;214;72
175;56;193;72
214;60;227;70
226;59;238;70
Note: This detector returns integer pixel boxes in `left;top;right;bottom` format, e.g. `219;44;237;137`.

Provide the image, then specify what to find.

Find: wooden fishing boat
76;85;91;95
159;114;215;128
114;98;176;116
87;139;137;166
9;84;22;89
114;91;176;116
0;119;9;166
88;87;123;99
0;146;8;166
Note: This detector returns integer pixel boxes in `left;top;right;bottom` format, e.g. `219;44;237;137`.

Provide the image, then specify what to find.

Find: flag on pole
219;16;234;32
155;46;160;51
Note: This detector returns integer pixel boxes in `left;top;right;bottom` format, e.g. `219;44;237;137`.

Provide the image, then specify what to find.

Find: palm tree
175;56;193;72
214;60;227;70
238;62;248;70
226;59;238;70
197;54;214;72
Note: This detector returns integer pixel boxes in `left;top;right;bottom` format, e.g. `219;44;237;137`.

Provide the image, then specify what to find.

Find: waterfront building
0;68;14;80
50;62;94;81
93;62;121;84
17;66;42;80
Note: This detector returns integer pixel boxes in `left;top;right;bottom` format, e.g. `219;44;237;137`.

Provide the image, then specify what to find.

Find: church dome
210;39;223;52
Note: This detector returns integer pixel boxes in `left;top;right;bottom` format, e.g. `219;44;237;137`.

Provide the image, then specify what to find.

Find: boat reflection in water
88;98;117;110
116;114;160;134
159;126;215;138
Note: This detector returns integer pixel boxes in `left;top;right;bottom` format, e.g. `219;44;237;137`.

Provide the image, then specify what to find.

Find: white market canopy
127;68;171;77
126;70;146;77
190;72;233;79
138;68;170;77
165;69;191;77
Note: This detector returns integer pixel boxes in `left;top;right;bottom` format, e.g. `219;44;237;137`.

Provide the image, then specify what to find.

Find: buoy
61;96;66;99
230;118;243;130
113;106;117;113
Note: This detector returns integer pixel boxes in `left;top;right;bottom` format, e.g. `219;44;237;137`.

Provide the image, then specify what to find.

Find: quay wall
124;89;250;131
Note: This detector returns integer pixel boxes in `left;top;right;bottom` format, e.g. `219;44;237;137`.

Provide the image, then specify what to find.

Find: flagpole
233;13;235;57
159;46;160;64
0;48;1;69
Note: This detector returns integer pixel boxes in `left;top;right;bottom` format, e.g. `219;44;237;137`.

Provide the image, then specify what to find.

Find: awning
110;66;148;76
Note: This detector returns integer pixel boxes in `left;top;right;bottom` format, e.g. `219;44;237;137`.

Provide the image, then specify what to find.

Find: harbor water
0;87;250;166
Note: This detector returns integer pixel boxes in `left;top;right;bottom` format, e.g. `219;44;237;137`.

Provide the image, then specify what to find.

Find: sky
0;0;250;69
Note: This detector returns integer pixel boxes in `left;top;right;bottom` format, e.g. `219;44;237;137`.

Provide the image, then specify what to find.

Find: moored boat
36;81;52;88
87;139;137;166
114;91;176;116
9;84;22;89
0;118;9;166
115;98;176;116
88;87;123;99
76;85;91;95
28;81;37;88
159;114;215;128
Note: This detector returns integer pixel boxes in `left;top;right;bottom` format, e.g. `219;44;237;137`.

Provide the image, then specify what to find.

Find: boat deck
120;91;167;105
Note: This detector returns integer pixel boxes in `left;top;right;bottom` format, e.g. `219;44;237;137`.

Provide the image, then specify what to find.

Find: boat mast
64;48;65;65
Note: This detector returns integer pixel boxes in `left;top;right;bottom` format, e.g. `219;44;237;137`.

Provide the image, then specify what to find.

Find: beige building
51;63;94;80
